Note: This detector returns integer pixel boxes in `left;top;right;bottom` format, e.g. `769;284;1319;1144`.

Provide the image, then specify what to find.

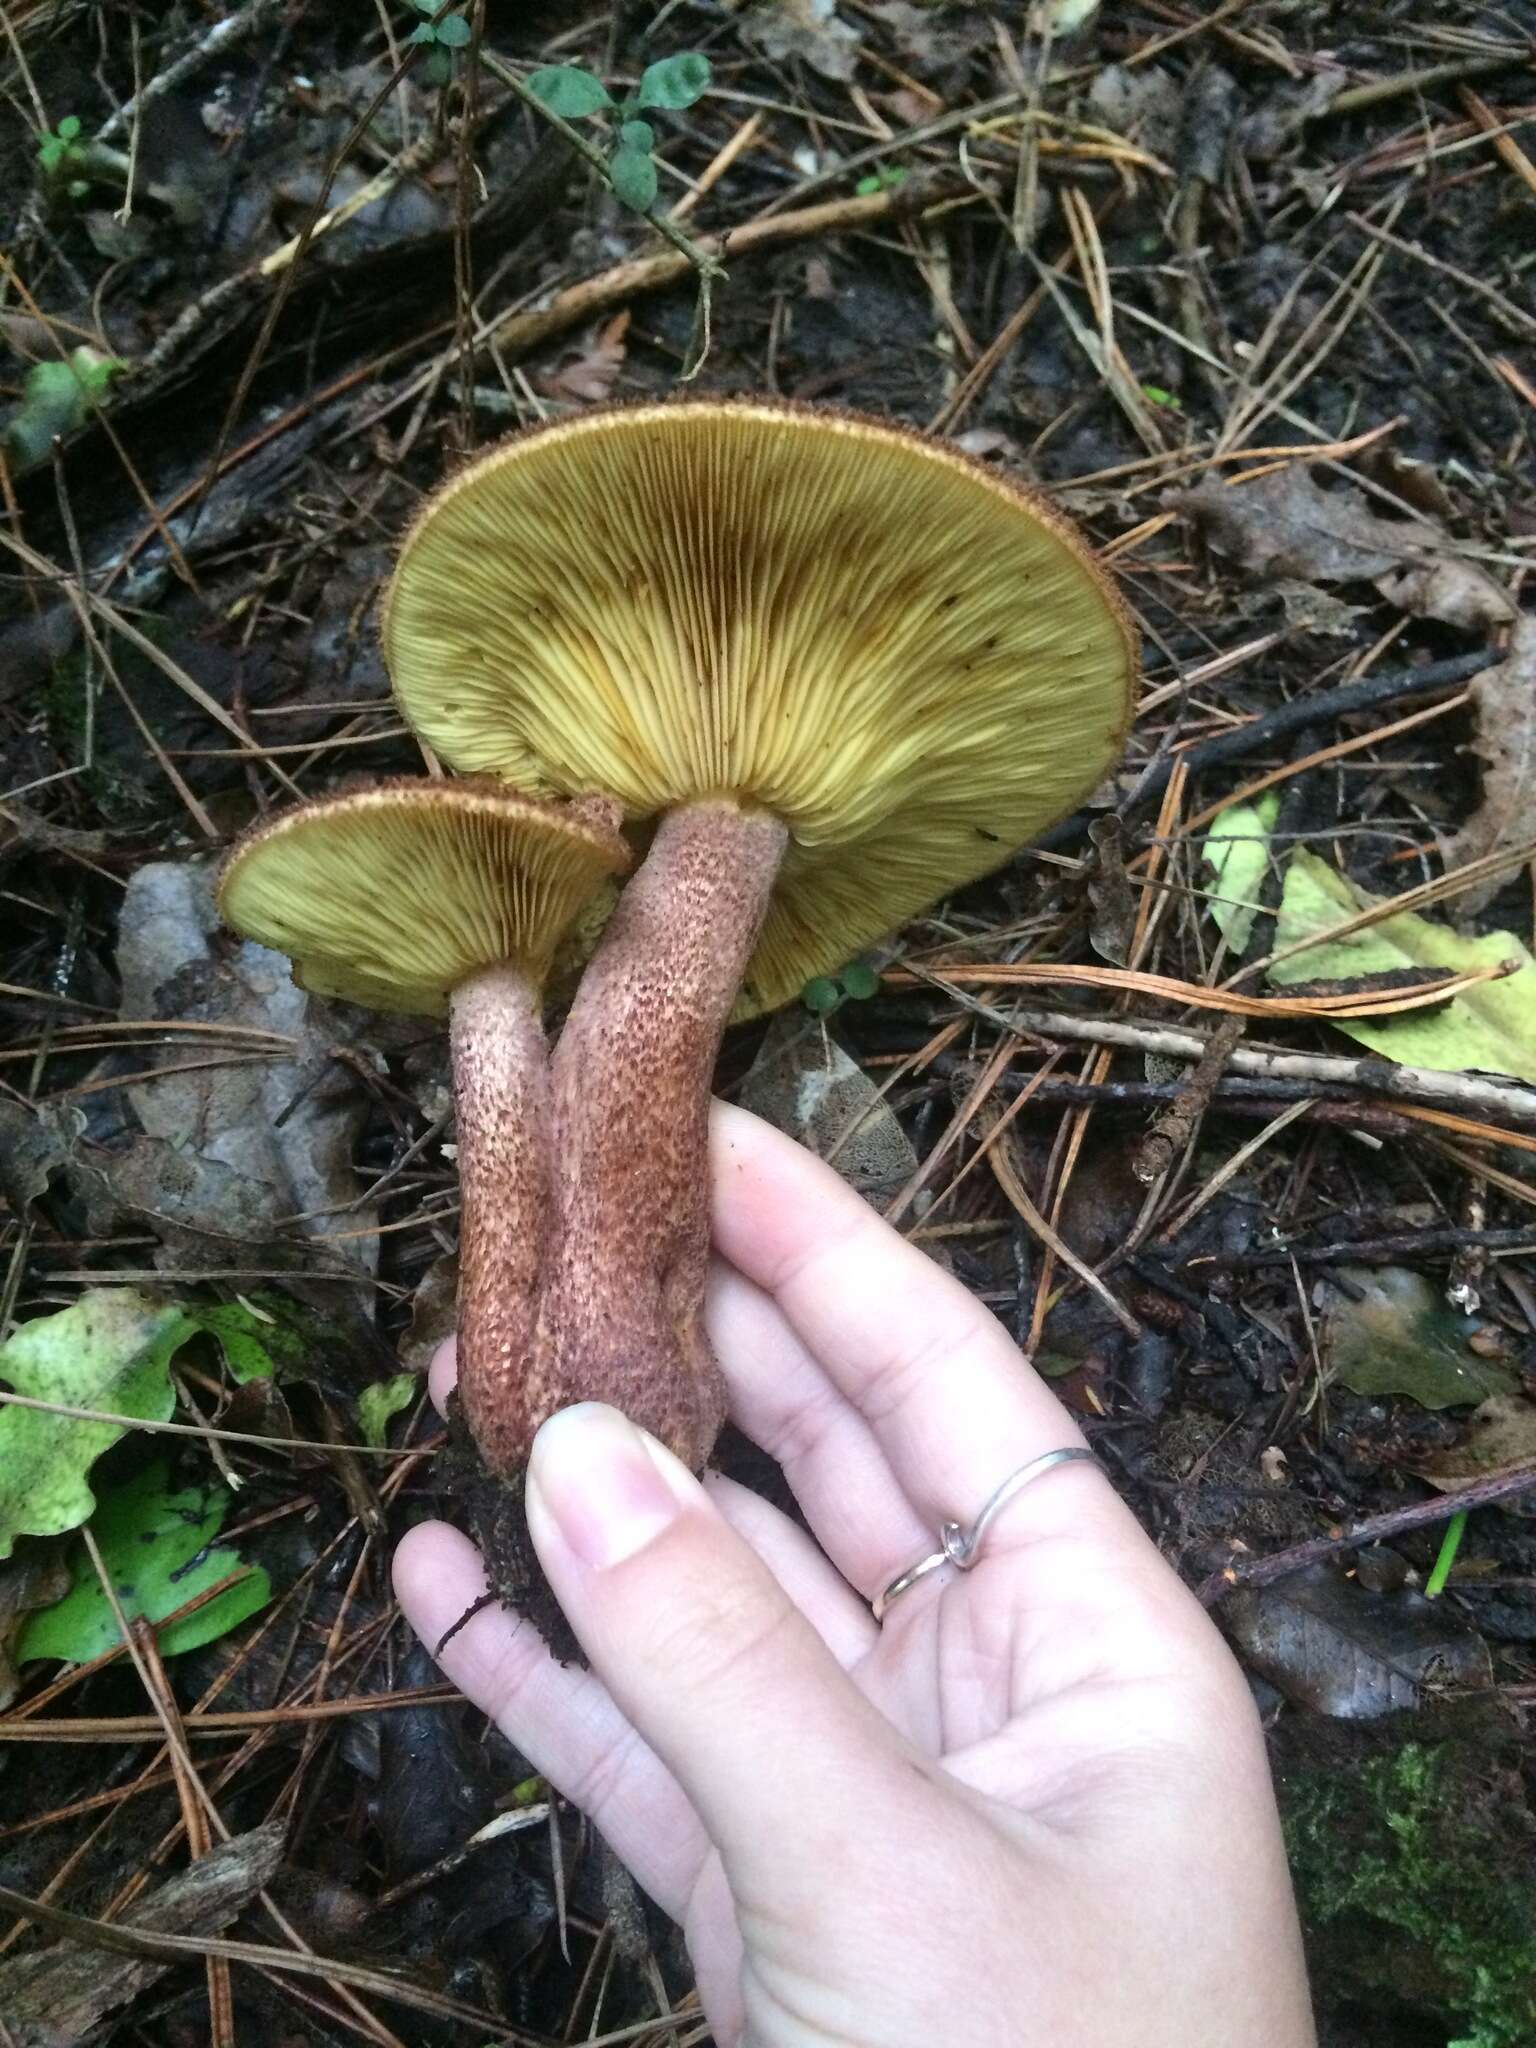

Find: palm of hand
396;1106;1312;2048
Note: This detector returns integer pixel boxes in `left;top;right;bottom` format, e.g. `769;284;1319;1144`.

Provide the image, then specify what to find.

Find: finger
705;1473;878;1669
526;1403;932;1889
711;1103;1135;1557
392;1519;705;1916
428;1335;457;1417
708;1261;935;1598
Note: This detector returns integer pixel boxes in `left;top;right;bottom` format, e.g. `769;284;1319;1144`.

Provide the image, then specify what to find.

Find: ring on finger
873;1446;1098;1623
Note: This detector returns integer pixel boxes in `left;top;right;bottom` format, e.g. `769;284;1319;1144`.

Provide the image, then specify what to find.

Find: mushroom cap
383;400;1136;1014
217;779;631;1018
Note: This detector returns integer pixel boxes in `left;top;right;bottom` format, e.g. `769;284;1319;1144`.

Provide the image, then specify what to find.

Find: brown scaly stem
529;800;789;1469
448;963;552;1478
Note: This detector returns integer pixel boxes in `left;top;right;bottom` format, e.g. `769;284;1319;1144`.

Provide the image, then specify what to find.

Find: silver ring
873;1447;1098;1622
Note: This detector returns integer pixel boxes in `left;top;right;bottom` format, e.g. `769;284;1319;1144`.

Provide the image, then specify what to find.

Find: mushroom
382;400;1136;1502
216;777;630;1489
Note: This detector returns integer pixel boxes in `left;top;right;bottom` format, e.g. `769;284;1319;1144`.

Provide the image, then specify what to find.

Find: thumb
526;1403;920;1887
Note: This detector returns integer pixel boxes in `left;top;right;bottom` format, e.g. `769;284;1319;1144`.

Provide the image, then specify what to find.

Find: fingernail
527;1403;693;1570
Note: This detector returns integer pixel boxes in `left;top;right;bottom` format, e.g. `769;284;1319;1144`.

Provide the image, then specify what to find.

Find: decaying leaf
400;1252;458;1371
743;0;861;82
117;861;377;1273
1441;614;1536;914
16;1462;270;1666
738;1013;918;1203
0;1820;284;2045
1271;849;1536;1081
0;1547;71;1710
1202;792;1279;950
1086;814;1135;965
1175;465;1514;631
1225;1562;1492;1718
1322;1266;1516;1410
1414;1393;1536;1495
0;1098;84;1216
534;311;629;405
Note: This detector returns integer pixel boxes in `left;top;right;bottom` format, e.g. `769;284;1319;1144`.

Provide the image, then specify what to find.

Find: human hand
394;1103;1315;2048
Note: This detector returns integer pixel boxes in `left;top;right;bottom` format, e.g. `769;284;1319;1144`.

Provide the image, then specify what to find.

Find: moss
1282;1733;1536;2048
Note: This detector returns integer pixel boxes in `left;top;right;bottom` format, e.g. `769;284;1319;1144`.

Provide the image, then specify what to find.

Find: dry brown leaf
1441;613;1536;914
1413;1391;1536;1496
534;311;630;405
738;1014;918;1204
1174;464;1514;632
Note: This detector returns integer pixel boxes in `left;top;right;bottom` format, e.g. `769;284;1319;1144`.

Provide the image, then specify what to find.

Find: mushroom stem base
532;800;789;1467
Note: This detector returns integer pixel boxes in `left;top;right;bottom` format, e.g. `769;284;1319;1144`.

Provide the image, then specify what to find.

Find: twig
1197;1463;1536;1606
1182;1224;1536;1272
906;978;1536;1129
482;169;973;361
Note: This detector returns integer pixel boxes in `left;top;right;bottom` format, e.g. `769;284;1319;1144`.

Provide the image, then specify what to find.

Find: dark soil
3;3;1535;2044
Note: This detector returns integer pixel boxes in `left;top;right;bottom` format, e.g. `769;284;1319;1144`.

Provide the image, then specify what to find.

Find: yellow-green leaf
1271;849;1536;1082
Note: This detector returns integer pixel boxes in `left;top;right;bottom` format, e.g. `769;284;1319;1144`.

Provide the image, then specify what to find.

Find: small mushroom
216;777;630;1481
383;401;1136;1502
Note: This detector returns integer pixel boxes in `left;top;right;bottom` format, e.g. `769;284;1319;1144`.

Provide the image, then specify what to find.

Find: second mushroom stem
449;964;553;1476
531;799;789;1469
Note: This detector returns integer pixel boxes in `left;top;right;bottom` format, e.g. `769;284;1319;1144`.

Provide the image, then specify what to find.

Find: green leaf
854;166;907;196
1271;848;1536;1082
15;1463;270;1666
357;1373;418;1448
407;20;435;42
619;118;656;152
1202;792;1279;950
423;44;453;84
1141;383;1181;409
4;347;125;471
433;13;471;46
1323;1267;1516;1411
801;976;842;1016
187;1297;305;1385
57;115;81;141
0;1291;189;1562
840;963;881;1001
527;64;612;117
608;146;658;212
636;52;710;110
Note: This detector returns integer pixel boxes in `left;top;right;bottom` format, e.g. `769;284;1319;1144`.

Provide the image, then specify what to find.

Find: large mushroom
216;777;630;1496
383;400;1136;1525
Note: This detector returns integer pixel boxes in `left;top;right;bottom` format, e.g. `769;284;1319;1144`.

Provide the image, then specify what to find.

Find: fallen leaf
0;1291;184;1562
0;1098;84;1215
400;1252;458;1371
738;1013;918;1203
357;1372;418;1448
0;1290;301;1562
0;1548;70;1709
0;1820;283;2043
534;310;629;405
1225;1562;1492;1717
117;861;377;1273
1237;70;1345;159
1322;1266;1516;1410
1203;792;1280;950
1175;465;1514;632
1441;614;1536;914
16;1462;270;1666
1414;1393;1536;1495
1271;848;1536;1081
744;0;862;82
1087;814;1135;965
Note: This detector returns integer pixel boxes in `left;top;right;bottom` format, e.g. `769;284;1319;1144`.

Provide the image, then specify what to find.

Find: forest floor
2;3;1536;2045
